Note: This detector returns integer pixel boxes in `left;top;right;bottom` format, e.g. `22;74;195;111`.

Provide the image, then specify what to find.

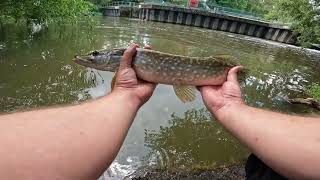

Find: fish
73;48;241;103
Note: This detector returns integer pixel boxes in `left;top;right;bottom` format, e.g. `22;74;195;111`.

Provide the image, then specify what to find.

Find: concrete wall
131;7;140;18
102;4;296;44
102;7;120;17
102;6;139;18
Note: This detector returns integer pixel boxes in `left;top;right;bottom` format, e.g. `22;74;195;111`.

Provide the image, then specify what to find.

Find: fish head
73;48;126;72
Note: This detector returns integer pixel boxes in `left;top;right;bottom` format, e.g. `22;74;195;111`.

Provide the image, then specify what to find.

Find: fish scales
133;49;231;86
73;47;240;103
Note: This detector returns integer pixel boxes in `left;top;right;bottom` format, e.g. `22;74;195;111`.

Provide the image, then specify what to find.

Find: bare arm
0;44;156;180
199;67;320;179
0;91;139;180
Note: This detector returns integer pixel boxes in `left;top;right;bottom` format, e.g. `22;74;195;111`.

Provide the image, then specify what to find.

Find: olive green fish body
74;48;239;103
133;49;233;86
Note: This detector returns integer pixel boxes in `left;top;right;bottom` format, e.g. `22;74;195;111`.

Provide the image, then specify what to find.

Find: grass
306;83;320;100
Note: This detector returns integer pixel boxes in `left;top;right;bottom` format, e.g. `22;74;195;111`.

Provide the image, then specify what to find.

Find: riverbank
132;163;246;180
101;4;296;45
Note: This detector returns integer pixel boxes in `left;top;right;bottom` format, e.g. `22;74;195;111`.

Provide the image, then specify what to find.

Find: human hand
199;66;244;119
112;44;157;107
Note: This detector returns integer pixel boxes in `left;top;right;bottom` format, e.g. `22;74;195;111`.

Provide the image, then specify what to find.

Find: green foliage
266;0;320;46
204;0;320;45
206;0;273;15
88;0;112;6
0;0;96;25
167;0;189;6
207;0;248;9
307;83;320;100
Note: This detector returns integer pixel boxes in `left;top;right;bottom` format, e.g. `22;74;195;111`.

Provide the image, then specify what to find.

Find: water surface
0;17;320;179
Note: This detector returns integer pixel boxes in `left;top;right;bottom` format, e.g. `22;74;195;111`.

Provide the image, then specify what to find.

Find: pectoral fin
173;85;196;103
111;71;117;91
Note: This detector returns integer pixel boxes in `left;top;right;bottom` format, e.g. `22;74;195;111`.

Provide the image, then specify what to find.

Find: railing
101;0;264;21
101;1;136;8
143;0;189;7
204;4;263;20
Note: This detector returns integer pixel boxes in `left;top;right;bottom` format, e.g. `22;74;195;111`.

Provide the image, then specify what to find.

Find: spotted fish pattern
74;48;240;103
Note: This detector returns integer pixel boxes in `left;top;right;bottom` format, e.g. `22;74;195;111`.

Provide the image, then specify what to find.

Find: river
0;17;319;179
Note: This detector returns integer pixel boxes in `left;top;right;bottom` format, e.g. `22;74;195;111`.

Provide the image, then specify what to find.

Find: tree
205;0;273;16
267;0;320;46
88;0;112;5
307;84;320;101
0;0;95;25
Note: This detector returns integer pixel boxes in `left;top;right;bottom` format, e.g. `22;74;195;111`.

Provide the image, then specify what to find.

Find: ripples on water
0;17;320;179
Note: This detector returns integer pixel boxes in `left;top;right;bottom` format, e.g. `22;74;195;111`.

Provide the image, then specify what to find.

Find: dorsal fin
211;54;239;66
212;55;234;60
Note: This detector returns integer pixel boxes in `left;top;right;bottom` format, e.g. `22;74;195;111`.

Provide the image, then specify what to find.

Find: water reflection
84;69;113;99
101;158;141;180
242;68;316;114
144;108;248;170
0;69;94;112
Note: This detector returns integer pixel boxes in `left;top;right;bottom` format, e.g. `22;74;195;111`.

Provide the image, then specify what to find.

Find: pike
73;48;241;103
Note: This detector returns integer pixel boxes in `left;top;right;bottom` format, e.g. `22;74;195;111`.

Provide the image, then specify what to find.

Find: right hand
198;66;244;118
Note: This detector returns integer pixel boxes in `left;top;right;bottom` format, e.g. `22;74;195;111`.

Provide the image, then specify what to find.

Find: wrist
213;102;246;122
108;90;143;109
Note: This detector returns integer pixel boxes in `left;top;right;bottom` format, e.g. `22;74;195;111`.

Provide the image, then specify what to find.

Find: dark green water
0;17;320;179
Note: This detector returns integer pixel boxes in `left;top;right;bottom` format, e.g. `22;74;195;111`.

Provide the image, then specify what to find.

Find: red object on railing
189;0;199;8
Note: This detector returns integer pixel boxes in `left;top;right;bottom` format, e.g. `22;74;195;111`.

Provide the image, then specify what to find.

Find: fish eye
92;51;99;56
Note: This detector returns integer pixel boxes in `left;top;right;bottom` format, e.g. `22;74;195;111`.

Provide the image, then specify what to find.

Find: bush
306;83;320;100
0;0;96;25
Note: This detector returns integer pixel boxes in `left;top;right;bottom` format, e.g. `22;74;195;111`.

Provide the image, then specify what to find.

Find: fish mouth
73;55;91;62
73;55;95;67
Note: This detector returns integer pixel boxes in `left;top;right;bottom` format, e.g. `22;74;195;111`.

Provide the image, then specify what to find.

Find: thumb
119;44;139;70
227;66;243;83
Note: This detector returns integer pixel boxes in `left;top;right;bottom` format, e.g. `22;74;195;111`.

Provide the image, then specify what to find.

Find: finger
144;44;151;50
227;66;243;83
198;85;220;93
119;43;139;70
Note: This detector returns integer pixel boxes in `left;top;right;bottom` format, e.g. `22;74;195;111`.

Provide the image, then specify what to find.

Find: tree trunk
289;98;320;110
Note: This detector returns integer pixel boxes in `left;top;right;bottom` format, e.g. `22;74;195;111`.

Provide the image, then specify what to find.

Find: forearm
0;91;140;180
214;104;320;179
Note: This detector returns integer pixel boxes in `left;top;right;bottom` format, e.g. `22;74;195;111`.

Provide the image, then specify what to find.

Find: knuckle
124;49;133;57
123;50;131;56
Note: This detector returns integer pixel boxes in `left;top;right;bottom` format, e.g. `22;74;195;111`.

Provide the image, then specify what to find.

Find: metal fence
101;1;137;8
143;0;189;7
204;3;263;20
101;0;264;21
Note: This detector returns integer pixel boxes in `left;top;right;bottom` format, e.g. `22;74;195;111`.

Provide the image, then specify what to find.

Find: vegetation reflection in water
1;17;320;179
144;108;248;170
0;23;96;111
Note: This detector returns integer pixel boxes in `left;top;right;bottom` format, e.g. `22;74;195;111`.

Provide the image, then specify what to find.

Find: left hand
113;44;157;107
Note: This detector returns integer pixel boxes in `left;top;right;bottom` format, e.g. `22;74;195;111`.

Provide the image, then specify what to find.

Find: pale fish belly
133;53;230;86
